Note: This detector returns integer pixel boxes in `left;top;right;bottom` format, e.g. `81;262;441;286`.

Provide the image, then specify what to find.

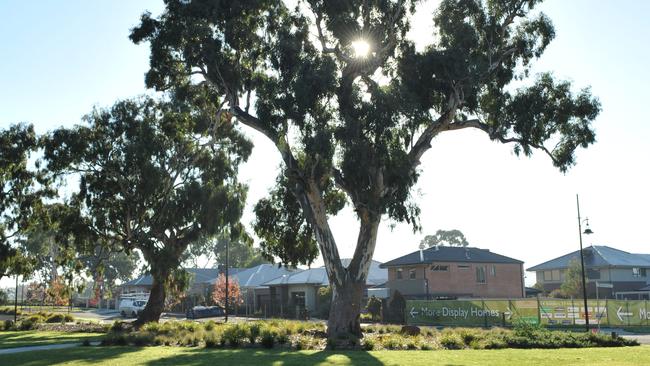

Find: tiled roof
380;246;522;268
527;245;650;271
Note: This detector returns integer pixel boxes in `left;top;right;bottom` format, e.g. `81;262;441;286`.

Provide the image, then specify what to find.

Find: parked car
119;299;147;318
186;305;224;319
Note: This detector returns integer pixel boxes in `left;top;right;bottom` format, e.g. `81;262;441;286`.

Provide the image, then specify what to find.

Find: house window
458;265;470;270
430;264;449;272
543;270;560;281
396;268;403;279
476;267;486;284
409;269;417;280
587;269;600;279
491;265;496;276
632;268;646;277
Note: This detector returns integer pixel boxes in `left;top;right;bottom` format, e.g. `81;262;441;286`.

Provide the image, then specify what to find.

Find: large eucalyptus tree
43;96;251;325
0;124;43;281
130;0;600;336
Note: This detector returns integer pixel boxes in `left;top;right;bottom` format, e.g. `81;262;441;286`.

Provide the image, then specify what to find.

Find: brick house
380;246;525;298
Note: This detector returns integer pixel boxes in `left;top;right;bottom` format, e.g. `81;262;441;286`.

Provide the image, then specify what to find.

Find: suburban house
261;259;388;317
527;245;650;299
120;268;229;299
120;265;295;311
208;263;295;311
380;246;525;298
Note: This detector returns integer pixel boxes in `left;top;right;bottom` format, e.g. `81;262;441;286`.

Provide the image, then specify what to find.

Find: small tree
560;259;585;299
212;273;242;311
421;230;469;248
366;295;382;322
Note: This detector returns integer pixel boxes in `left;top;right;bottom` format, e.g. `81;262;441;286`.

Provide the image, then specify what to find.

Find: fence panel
405;298;648;328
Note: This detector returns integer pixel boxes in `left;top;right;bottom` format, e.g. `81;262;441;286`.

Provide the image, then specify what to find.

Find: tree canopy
131;0;600;336
42;96;251;324
421;229;469;247
0;124;46;281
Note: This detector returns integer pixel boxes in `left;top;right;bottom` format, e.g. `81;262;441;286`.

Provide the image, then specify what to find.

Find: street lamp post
576;194;594;332
225;238;229;323
14;275;19;323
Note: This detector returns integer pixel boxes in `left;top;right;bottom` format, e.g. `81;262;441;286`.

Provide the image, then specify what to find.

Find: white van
119;299;147;318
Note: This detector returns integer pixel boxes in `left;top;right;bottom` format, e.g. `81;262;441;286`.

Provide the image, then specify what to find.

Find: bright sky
1;0;649;288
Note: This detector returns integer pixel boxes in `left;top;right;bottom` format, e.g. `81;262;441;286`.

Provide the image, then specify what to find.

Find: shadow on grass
0;346;141;366
146;349;386;366
0;331;104;349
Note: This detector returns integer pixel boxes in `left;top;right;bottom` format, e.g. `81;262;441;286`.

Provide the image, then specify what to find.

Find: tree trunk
327;280;365;338
133;267;168;327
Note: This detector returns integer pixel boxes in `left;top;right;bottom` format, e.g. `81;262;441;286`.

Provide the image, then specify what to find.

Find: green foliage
131;0;600;271
260;329;276;348
560;259;585;298
421;230;469;247
0;124;44;281
439;332;465;349
366;296;382;321
43;96;251;322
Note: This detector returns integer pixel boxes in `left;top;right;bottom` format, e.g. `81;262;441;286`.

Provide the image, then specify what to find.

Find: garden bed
99;320;639;351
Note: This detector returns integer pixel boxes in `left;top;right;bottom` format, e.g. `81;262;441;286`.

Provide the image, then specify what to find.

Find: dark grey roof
262;260;387;287
527;245;650;272
637;285;650;291
121;267;243;287
380;246;522;268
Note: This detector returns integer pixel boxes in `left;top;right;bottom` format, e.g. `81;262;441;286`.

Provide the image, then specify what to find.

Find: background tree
131;0;600;336
182;232;268;269
420;229;469;248
0;124;44;281
559;259;585;298
43;96;251;325
211;273;242;310
366;295;382;322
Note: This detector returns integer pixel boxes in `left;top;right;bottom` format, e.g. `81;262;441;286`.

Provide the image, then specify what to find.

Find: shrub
45;313;66;323
205;333;221;348
223;324;247;347
63;314;74;322
260;330;276;348
111;320;126;332
204;321;216;331
277;332;289;345
362;337;376;350
382;334;407;350
4;320;14;331
439;333;464;350
248;323;261;344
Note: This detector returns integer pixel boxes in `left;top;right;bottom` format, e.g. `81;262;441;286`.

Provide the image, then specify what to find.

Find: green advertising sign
406;299;539;326
405;299;649;328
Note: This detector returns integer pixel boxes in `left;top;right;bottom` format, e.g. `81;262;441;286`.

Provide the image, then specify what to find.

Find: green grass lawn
0;331;104;349
0;346;648;366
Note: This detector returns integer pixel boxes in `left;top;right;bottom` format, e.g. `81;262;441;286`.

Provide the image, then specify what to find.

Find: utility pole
576;194;590;332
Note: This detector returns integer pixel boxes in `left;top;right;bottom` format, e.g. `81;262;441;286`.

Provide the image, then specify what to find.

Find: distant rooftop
380;246;522;268
262;260;387;287
527;245;650;272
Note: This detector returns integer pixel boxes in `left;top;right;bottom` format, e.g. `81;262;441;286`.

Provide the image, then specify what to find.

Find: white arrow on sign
409;307;419;318
503;308;512;320
616;306;633;322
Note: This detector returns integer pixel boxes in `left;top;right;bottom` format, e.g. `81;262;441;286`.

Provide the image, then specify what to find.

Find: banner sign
405;299;650;327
